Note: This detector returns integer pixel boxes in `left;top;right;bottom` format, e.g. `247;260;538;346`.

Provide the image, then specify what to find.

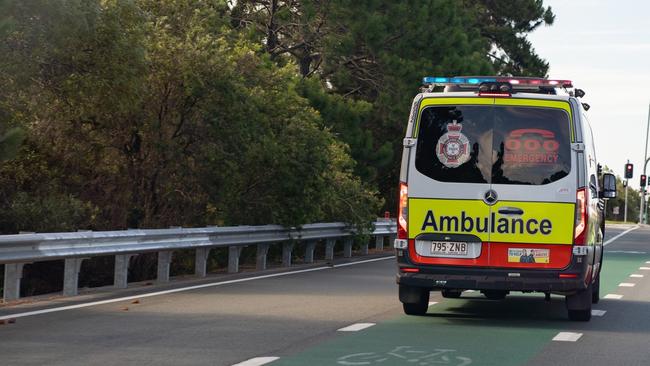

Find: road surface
1;224;648;366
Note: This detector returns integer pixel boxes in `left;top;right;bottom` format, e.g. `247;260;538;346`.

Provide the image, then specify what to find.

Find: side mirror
602;173;617;198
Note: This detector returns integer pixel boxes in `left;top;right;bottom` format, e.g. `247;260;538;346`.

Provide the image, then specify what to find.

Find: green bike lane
272;227;649;366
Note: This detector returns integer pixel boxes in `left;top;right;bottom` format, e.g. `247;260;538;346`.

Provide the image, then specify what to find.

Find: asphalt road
1;224;649;366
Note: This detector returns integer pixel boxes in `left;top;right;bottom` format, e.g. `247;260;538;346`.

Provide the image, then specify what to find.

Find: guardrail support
114;254;135;289
360;239;369;255
195;248;211;277
256;244;271;271
304;240;317;263
325;238;336;261
282;242;294;267
63;258;85;296
3;263;25;302
375;235;384;251
228;246;243;274
343;238;353;258
157;251;172;283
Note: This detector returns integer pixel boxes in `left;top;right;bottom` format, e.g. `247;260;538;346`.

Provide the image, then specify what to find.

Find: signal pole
641;103;650;224
623;159;630;222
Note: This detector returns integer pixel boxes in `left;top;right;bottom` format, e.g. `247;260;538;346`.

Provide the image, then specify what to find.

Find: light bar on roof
422;76;573;88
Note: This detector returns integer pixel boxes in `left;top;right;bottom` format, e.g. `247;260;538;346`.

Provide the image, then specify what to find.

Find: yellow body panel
408;198;575;245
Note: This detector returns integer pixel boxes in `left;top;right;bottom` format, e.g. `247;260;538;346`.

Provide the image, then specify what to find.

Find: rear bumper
396;251;591;293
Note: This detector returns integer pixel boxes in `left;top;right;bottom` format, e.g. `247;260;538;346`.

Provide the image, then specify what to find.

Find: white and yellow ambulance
394;77;617;321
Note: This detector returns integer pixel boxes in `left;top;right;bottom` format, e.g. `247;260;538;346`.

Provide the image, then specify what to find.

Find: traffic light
641;175;647;187
625;163;634;179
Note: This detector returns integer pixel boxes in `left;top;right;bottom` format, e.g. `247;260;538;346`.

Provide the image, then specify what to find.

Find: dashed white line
640;267;650;271
619;283;636;287
591;310;607;316
231;357;279;366
338;323;376;332
604;226;639;246
553;332;583;342
463;290;476;293
428;301;438;306
604;294;624;299
630;274;644;278
646;261;650;264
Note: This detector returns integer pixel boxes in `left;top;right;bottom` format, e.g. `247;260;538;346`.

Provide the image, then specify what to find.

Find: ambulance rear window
415;105;571;185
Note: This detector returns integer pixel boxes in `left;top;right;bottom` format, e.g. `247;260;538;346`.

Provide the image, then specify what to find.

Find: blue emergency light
422;76;572;88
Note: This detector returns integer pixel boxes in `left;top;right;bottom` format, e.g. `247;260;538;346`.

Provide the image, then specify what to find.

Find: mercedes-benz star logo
483;189;498;205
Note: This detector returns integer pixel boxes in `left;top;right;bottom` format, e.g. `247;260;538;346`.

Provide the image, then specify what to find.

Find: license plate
431;241;468;256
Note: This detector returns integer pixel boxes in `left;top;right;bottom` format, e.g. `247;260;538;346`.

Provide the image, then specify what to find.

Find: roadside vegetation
0;0;555;295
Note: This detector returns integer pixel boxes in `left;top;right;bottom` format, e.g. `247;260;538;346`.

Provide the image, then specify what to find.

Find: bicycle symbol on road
337;346;472;366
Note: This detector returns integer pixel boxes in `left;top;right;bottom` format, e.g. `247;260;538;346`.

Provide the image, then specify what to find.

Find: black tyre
482;290;508;300
400;285;430;316
566;283;592;322
592;273;600;304
441;289;462;298
568;309;592;321
403;301;429;316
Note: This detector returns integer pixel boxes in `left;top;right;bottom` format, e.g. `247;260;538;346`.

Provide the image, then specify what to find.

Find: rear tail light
574;188;587;245
398;182;408;239
400;267;419;273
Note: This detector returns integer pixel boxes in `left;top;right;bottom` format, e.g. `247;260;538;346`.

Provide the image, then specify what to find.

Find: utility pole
641;103;650;224
623;159;630;222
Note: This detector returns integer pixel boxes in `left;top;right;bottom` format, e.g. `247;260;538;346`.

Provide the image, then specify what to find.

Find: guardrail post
282;242;294;267
343;237;353;258
256;244;271;270
325;238;336;261
375;235;384;251
195;248;211;277
304;240;317;263
228;246;243;274
114;254;135;289
389;234;397;248
63;258;85;296
360;238;369;255
157;251;172;283
3;263;25;302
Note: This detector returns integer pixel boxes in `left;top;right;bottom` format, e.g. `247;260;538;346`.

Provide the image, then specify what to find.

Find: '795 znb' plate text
431;241;468;256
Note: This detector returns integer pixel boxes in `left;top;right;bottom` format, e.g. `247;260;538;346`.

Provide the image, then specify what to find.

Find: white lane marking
463;290;476;293
333;256;395;268
338;323;375;332
631;274;644;278
619;283;636;287
553;332;583;342
591;310;607;316
231;357;279;366
604;294;624;299
606;250;646;254
604;226;639;246
640;267;650;271
646;261;650;264
428;301;438;306
0;256;395;321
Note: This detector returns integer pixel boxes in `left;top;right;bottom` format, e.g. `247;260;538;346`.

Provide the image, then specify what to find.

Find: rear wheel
566;283;593;321
441;289;462;298
592;272;601;304
400;285;430;316
482;290;508;300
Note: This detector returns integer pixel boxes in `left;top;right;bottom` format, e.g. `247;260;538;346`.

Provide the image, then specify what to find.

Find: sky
528;0;650;188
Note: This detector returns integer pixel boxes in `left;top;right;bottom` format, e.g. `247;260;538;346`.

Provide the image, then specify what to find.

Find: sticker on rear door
436;121;470;168
508;248;550;263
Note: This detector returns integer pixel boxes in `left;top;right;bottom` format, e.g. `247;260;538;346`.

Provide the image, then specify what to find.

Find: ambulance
394;76;617;321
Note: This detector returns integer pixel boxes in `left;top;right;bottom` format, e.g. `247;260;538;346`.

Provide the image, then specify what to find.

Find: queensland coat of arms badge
436;121;470;168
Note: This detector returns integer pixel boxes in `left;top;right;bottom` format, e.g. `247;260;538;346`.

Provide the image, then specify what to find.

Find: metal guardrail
1;219;396;302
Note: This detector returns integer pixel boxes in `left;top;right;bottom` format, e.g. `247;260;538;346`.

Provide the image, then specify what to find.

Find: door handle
498;207;524;215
